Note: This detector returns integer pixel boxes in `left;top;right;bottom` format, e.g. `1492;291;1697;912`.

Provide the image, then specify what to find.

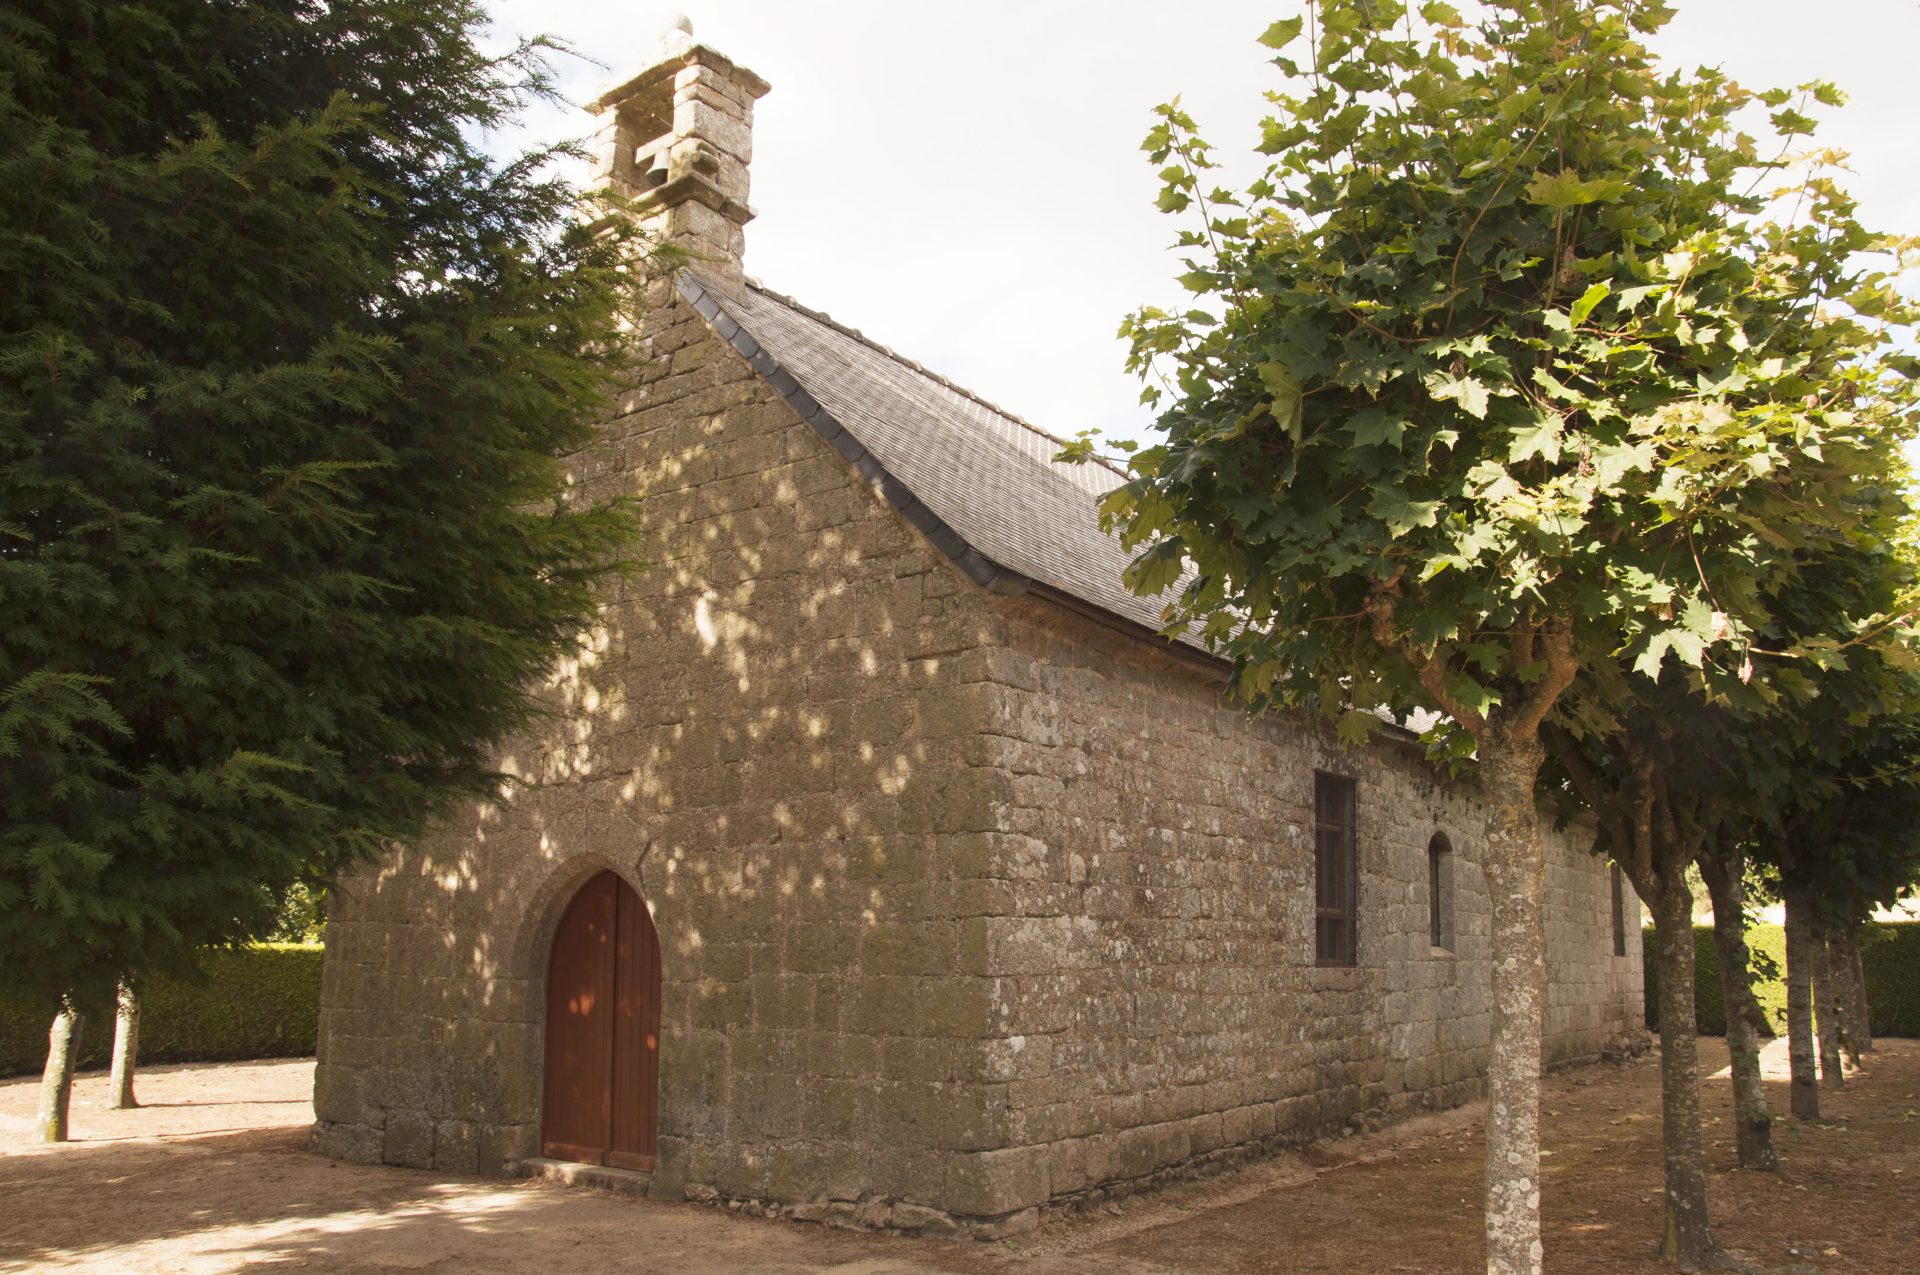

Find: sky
484;0;1920;447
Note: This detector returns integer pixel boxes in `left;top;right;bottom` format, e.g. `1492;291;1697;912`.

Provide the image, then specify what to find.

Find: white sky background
484;1;1920;447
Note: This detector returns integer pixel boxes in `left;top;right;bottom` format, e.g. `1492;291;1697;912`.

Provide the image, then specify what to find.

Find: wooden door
541;871;660;1169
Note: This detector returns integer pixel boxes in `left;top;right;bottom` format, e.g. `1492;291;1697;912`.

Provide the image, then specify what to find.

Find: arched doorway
541;870;661;1170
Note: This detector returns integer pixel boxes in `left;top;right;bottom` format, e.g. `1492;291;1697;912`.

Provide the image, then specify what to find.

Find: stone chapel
312;22;1644;1238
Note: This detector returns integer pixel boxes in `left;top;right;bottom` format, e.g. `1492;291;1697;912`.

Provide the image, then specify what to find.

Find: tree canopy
0;0;645;1006
1081;2;1918;1269
1102;1;1912;748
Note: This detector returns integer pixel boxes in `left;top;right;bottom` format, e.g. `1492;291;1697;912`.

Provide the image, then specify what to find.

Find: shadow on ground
2;1044;1916;1274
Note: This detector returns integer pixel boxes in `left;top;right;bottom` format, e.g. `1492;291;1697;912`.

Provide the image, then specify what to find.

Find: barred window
1611;864;1628;957
1314;772;1358;966
1428;833;1455;951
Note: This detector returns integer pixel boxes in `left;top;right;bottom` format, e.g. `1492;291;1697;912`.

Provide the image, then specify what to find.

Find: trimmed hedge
1859;923;1920;1038
0;944;323;1077
1644;921;1919;1037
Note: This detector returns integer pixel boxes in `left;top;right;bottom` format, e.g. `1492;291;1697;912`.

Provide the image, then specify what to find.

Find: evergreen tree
1;1;645;1029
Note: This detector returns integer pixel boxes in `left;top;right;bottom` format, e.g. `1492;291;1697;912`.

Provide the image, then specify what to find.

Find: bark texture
1836;924;1873;1055
1480;740;1547;1275
110;985;140;1110
1810;927;1845;1089
1698;851;1778;1171
1782;885;1821;1120
37;1007;85;1144
1652;862;1723;1268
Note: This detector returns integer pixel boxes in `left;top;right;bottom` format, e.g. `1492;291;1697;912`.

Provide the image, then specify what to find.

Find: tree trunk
1698;849;1777;1171
1651;859;1723;1268
1810;927;1845;1089
36;1006;85;1143
109;985;140;1110
1835;923;1873;1054
1479;738;1548;1275
1781;884;1820;1120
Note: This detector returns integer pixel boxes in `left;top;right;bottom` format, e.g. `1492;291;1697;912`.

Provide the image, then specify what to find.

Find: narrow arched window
1428;833;1455;951
1611;863;1628;957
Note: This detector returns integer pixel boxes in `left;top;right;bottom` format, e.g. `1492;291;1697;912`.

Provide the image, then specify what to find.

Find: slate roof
678;272;1205;652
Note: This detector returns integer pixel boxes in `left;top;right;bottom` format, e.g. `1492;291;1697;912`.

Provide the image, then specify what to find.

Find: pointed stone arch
538;868;662;1169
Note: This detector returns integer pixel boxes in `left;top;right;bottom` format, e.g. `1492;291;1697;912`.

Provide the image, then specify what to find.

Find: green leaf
1569;282;1611;326
1349;408;1408;449
1258;17;1304;49
1523;170;1629;209
1369;489;1445;537
1632;632;1673;679
1124;538;1188;595
1336;708;1379;746
1508;415;1563;464
1668;627;1706;668
1615;284;1665;312
1257;361;1305;437
1589;441;1655;489
1425;371;1489;419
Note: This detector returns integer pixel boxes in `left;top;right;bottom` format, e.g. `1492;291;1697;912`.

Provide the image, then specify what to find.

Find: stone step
517;1156;654;1196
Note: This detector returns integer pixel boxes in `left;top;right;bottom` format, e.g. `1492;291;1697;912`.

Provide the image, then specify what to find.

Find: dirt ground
1;1038;1914;1274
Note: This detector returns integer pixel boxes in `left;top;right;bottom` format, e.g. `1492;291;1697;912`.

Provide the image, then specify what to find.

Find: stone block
673;98;753;162
310;1119;382;1165
687;978;750;1031
433;1120;479;1174
942;1146;1049;1218
861;921;955;975
659;1031;727;1137
476;1122;535;1176
888;1202;965;1236
382;1110;435;1170
802;1077;870;1142
972;1207;1039;1240
1047;1136;1091;1196
311;1063;365;1125
709;1144;771;1199
763;1140;867;1203
732;1071;807;1140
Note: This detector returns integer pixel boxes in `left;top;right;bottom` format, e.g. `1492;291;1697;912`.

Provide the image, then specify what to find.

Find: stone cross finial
589;21;770;277
656;14;693;56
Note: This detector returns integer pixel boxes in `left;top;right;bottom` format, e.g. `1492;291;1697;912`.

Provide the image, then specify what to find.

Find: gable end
678;273;1030;598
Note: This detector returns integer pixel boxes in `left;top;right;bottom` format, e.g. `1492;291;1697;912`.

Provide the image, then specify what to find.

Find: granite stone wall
947;596;1644;1226
313;278;1017;1214
312;276;1644;1237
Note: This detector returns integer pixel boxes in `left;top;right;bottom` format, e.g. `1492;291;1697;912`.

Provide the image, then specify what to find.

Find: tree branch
1367;572;1488;736
1510;618;1578;740
1542;720;1630;855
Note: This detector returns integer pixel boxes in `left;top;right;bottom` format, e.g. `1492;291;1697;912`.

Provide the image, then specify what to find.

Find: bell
643;147;671;189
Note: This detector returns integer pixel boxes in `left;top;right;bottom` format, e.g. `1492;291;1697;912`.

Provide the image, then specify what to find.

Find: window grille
1610;864;1628;957
1314;772;1358;965
1428;833;1455;951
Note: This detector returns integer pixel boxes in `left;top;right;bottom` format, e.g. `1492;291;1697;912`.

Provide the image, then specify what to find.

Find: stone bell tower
588;16;769;276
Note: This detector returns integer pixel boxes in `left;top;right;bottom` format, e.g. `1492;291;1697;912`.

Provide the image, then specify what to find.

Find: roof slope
679;272;1197;648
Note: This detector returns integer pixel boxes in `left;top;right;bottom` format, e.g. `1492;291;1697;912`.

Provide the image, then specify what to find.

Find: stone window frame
1427;832;1456;953
1313;770;1359;967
